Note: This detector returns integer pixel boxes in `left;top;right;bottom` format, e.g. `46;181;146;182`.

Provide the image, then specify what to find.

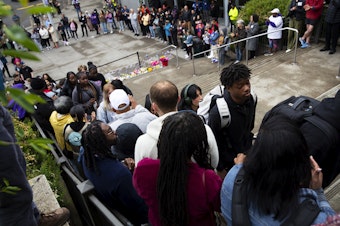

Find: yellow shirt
228;7;239;22
49;111;74;151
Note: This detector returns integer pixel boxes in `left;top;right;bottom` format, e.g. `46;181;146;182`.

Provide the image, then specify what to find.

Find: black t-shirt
88;73;106;90
20;66;33;80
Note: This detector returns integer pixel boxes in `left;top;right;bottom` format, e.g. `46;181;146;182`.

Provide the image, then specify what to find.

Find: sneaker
336;75;340;80
184;54;189;59
207;55;212;59
285;49;292;53
301;43;310;49
234;60;240;64
264;53;273;56
38;207;70;226
299;37;305;46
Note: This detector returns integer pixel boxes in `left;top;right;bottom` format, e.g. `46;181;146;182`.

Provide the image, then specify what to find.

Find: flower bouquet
159;56;169;66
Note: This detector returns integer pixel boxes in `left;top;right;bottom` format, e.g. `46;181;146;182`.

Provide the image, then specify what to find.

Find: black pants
41;38;50;47
61;33;68;42
325;22;340;51
124;19;133;30
81;24;88;37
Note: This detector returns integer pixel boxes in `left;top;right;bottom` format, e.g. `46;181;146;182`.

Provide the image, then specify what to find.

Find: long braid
157;112;210;226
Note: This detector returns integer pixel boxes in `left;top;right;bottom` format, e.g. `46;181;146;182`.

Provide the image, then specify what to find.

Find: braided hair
157;111;211;226
81;121;116;174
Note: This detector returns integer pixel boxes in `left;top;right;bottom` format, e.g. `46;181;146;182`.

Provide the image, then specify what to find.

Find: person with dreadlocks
72;71;103;116
133;111;222;226
208;63;257;179
80;121;148;225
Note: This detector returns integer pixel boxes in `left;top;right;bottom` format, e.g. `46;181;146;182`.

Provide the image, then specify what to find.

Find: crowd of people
2;56;340;225
0;0;338;69
1;0;340;225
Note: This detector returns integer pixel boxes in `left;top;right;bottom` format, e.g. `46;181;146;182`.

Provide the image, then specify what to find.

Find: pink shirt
133;158;222;226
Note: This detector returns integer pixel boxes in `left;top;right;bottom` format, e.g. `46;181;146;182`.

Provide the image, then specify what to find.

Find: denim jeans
235;47;242;61
100;22;108;33
149;26;155;38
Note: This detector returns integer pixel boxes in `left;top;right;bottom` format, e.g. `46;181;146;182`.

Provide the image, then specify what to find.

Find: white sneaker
285;49;292;53
110;31;113;34
184;54;189;59
207;55;212;59
264;53;273;56
234;60;240;64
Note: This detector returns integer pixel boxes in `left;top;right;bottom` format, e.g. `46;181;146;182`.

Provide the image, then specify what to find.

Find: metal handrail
97;52;141;68
192;27;299;76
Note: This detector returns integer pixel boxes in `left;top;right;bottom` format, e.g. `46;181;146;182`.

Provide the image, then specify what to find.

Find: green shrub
238;0;291;25
12;117;65;205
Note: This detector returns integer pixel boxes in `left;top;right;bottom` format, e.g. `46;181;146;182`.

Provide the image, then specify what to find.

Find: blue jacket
221;164;336;226
209;31;219;45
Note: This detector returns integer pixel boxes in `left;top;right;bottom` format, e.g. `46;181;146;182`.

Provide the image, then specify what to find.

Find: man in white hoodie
134;80;219;169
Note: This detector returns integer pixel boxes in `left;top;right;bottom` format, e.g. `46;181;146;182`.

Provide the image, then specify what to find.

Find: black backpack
262;96;338;145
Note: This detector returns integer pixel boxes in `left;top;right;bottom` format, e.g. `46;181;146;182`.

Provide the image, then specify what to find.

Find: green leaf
19;0;29;7
7;88;46;113
0;140;12;146
3;178;9;186
0;4;12;16
29;142;47;155
16;127;25;138
4;26;40;52
28;138;53;153
27;5;57;15
0;90;7;102
2;49;40;61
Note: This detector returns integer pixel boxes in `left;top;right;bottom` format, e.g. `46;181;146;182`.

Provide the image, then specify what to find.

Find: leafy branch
0;178;21;195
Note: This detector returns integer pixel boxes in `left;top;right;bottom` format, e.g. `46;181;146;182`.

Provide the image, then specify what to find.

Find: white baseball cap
109;89;130;111
271;8;280;14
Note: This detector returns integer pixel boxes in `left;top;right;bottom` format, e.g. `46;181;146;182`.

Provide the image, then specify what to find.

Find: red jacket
306;0;324;20
133;158;222;226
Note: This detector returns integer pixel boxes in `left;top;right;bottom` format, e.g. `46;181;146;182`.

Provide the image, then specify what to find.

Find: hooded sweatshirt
134;111;219;168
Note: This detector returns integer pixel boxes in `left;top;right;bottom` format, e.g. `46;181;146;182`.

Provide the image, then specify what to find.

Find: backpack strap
216;98;230;128
281;195;320;226
304;115;338;144
232;167;251;226
63;124;71;141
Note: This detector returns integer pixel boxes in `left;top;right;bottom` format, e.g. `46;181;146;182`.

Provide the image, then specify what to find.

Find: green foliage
0;178;21;195
4;26;40;52
0;0;64;204
27;5;56;15
238;0;291;25
13;117;65;204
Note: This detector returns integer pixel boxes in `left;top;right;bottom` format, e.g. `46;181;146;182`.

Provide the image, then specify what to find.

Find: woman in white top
48;24;59;48
264;8;283;55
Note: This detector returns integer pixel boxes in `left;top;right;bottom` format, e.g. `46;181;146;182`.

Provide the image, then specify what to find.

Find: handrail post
293;30;298;64
245;39;249;65
192;54;196;76
137;51;141;68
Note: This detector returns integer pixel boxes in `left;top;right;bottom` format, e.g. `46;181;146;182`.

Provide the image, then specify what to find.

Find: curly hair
156;111;211;226
220;63;251;88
